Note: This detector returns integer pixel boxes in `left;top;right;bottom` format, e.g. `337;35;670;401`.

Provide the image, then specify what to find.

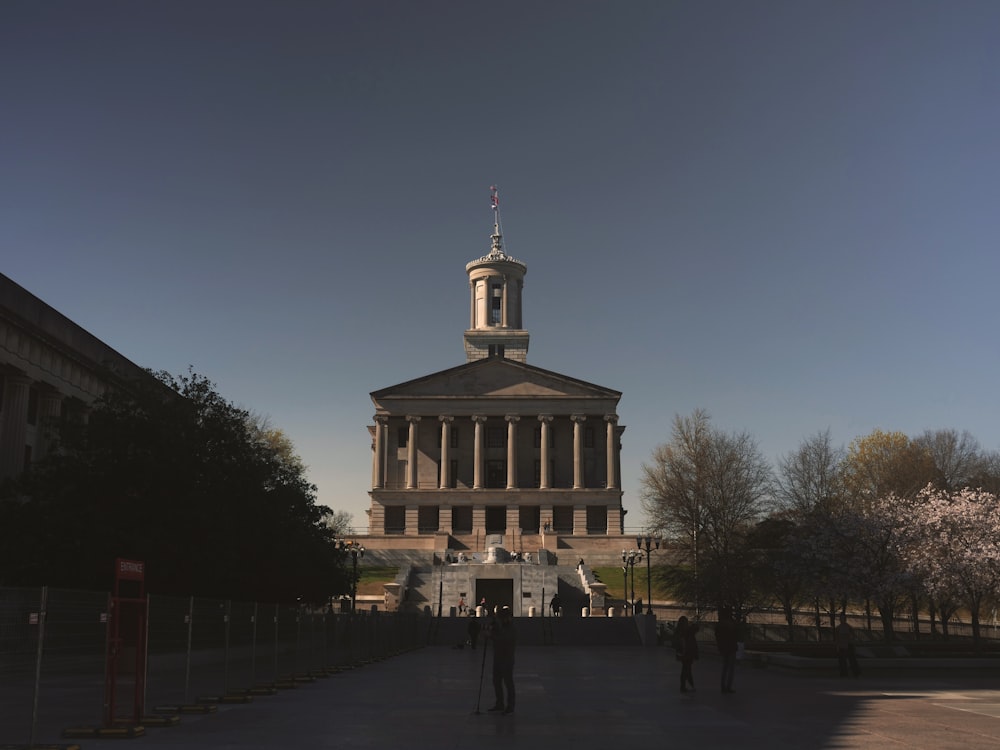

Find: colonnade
0;373;66;480
371;412;620;491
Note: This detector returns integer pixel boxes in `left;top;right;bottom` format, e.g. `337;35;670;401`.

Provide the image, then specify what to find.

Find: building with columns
0;272;148;485
366;197;627;549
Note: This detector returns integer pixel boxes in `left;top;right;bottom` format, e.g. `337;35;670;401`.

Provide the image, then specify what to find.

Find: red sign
115;558;145;581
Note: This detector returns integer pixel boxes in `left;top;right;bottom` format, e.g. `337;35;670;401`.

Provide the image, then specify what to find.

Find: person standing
715;607;738;694
467;613;481;650
835;613;861;677
549;594;561;617
673;616;699;693
487;606;517;714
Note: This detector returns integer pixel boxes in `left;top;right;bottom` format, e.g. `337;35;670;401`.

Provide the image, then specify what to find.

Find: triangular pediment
372;358;620;401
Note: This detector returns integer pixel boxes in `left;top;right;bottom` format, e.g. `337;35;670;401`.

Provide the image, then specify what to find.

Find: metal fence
0;586;423;747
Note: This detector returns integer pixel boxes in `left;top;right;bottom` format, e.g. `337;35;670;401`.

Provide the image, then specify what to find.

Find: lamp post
636;535;660;618
336;539;366;613
621;549;643;615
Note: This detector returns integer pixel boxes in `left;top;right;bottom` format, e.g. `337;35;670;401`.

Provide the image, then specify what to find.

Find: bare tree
324;509;355;537
776;429;845;515
969;450;1000;495
913;429;985;491
640;409;773;609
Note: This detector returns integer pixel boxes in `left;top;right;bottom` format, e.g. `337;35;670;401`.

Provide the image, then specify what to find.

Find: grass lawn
356;566;398;595
591;566;672;601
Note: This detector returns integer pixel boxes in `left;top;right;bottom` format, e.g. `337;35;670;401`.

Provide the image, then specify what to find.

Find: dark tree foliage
0;369;350;602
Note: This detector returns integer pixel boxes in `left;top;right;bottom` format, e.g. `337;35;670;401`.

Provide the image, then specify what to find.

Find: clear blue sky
4;1;1000;532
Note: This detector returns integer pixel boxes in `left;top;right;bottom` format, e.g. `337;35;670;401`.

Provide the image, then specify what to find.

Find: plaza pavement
54;642;1000;750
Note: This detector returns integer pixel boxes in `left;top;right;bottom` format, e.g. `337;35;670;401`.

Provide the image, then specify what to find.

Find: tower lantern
464;186;529;362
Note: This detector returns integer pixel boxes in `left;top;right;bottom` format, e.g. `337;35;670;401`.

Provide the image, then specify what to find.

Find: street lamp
636;535;660;618
336;539;366;613
621;549;643;615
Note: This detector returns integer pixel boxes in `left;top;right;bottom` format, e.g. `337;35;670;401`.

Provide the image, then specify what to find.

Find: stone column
604;414;619;490
439;504;453;534
470;279;477;328
571;414;587;490
472;415;487;490
506;505;519;539
373;415;387;489
35;387;64;461
472;504;486;538
439;416;453;489
404;505;419;537
505;415;519;489
607;504;624;536
538;414;553;489
501;274;509;328
406;416;421;489
0;374;32;480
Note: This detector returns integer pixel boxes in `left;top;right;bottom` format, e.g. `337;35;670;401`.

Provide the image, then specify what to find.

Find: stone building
0;272;148;484
367;201;626;545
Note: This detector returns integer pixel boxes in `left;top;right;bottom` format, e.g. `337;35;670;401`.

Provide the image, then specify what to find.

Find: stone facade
0;273;148;482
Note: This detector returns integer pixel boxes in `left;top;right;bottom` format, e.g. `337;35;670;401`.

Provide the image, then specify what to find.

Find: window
449;459;459;488
486;460;506;488
487;426;505;449
450;426;459;449
384;506;405;535
552;506;574;533
418;506;439;534
533;459;541;487
488;344;505;358
586;505;608;534
452;506;472;534
397;426;408;448
491;284;502;324
485;506;507;534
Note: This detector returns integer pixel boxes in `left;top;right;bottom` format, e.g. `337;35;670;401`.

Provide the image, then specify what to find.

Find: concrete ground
23;644;1000;750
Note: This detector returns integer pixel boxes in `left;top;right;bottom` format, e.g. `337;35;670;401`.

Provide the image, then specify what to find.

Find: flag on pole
490;185;499;209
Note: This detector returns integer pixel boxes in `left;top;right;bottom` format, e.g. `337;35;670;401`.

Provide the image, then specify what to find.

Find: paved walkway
49;645;1000;749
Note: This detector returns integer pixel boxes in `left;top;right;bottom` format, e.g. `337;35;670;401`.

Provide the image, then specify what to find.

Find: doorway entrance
475;578;513;615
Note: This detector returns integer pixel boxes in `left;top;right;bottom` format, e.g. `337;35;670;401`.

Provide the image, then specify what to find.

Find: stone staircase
403;566;435;612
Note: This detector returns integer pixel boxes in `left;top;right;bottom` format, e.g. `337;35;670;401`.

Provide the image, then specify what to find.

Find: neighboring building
365;195;627;548
0;272;148;483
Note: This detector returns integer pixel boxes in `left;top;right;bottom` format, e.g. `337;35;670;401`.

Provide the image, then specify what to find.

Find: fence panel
0;587;44;745
146;594;194;707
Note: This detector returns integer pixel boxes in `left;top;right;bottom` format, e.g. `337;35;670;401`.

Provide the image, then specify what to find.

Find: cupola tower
464;186;529;362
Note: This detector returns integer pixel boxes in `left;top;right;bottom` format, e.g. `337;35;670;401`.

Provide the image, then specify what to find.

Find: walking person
673;616;699;693
715;607;738;694
487;606;517;714
549;593;561;617
835;613;861;677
